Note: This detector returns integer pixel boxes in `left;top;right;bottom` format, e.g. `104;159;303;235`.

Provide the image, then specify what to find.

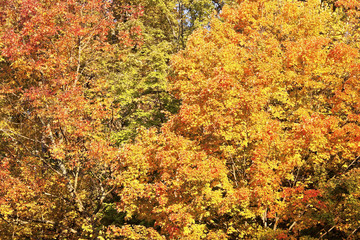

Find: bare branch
320;225;336;239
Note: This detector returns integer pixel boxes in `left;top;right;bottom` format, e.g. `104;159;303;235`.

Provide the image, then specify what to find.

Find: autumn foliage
0;0;136;238
1;0;360;239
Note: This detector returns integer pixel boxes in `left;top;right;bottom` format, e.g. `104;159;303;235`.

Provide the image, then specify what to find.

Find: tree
114;0;360;238
109;0;231;144
0;0;140;238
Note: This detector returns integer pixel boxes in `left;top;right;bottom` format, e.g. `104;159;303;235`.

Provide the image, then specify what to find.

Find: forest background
0;0;360;239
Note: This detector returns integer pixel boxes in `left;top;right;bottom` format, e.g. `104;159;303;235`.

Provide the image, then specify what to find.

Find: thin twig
0;128;45;145
347;226;360;239
320;225;336;239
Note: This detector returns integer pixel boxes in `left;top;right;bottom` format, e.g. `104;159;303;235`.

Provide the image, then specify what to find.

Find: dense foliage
0;0;129;238
1;0;359;239
110;0;228;144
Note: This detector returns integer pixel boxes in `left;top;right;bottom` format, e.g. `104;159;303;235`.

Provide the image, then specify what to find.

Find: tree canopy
1;0;359;239
116;0;360;238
